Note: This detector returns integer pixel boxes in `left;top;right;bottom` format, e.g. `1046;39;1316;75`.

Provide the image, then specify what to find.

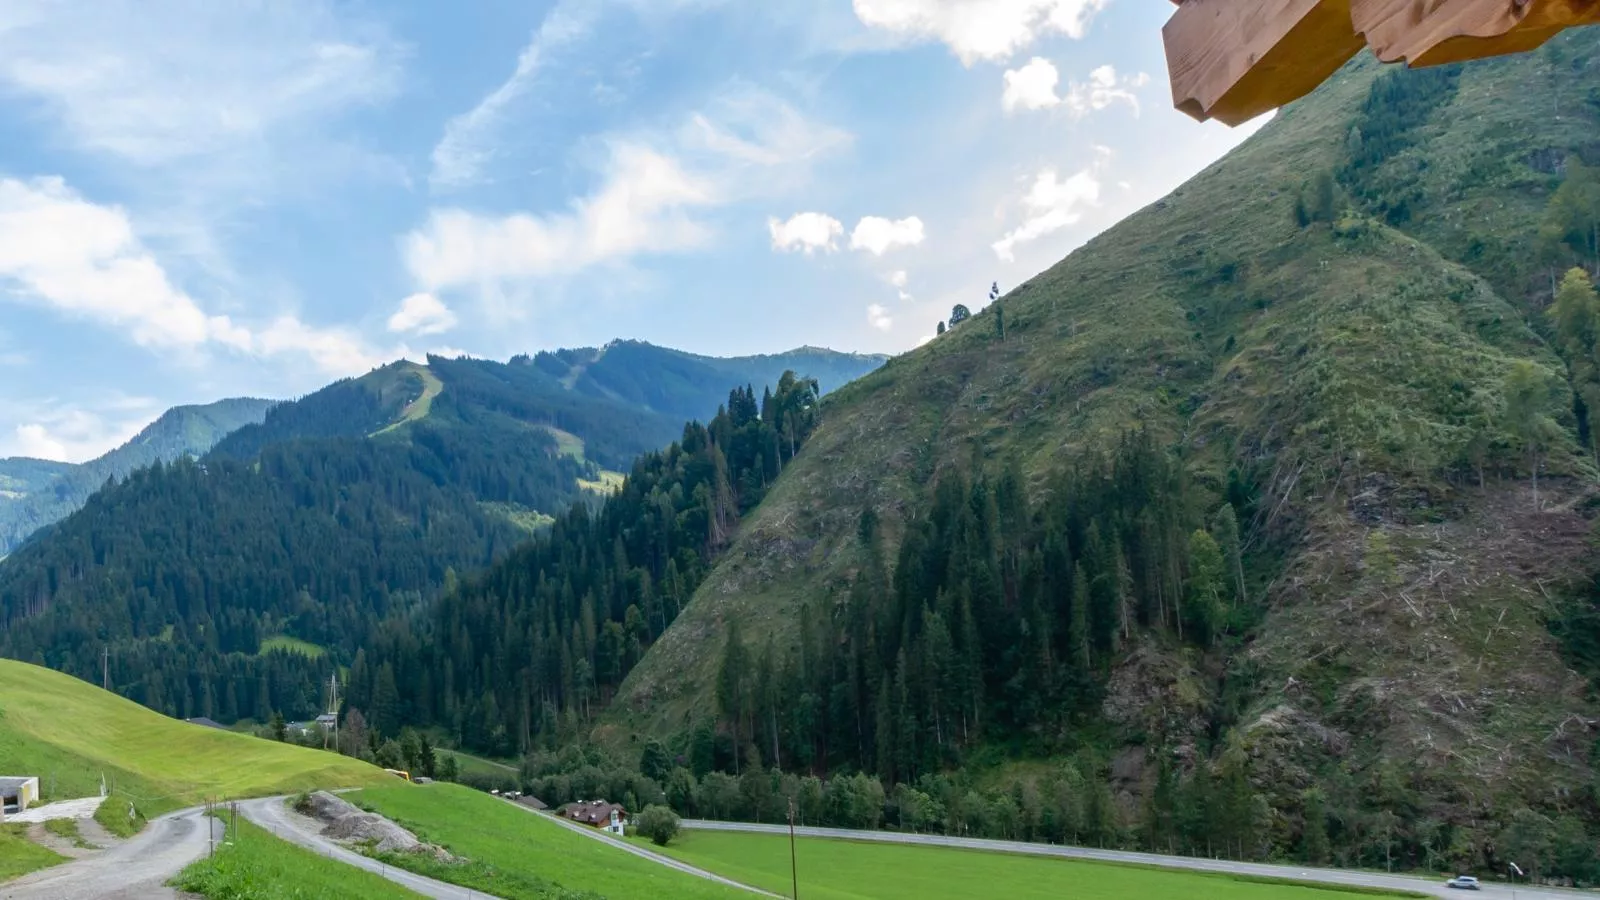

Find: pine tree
1186;530;1227;645
1210;504;1246;604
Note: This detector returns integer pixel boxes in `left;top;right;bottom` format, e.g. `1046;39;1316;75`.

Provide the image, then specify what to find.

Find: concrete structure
0;776;40;818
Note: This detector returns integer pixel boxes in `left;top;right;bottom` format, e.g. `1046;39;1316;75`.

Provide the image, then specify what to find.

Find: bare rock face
302;791;450;858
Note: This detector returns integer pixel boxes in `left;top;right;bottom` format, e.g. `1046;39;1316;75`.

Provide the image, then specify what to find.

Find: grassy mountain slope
0;659;389;831
0;397;275;556
612;39;1600;861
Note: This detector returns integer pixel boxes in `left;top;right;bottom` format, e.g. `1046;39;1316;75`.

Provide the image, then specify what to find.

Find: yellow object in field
384;769;412;782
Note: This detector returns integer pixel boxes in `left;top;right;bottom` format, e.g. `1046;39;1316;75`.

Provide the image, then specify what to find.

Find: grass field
349;782;748;900
257;635;327;658
174;816;423;899
0;659;390;837
0;823;64;882
641;831;1422;900
440;749;519;784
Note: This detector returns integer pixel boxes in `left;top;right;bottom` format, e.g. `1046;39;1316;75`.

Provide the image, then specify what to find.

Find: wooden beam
1164;0;1366;125
1352;0;1600;67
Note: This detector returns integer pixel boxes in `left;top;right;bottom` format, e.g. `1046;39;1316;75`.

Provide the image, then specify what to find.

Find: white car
1445;875;1481;890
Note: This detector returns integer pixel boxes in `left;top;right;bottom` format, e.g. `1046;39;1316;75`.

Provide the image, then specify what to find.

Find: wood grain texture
1165;0;1600;123
1164;0;1364;124
1351;0;1600;65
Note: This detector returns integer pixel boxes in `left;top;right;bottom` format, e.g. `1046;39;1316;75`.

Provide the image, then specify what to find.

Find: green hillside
0;345;872;731
0;396;275;556
599;38;1600;877
0;659;390;831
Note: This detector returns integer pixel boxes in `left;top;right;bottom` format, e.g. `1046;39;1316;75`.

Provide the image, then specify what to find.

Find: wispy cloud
0;176;386;376
429;2;595;191
852;0;1108;65
0;393;161;463
992;164;1103;262
406;84;850;321
0;0;402;167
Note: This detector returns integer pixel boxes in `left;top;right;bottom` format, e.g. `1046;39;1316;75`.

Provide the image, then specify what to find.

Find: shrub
635;804;681;847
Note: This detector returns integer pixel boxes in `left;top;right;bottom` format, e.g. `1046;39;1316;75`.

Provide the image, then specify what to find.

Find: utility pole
325;672;340;751
102;647;108;691
788;797;799;900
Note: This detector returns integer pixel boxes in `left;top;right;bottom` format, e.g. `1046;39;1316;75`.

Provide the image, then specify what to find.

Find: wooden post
788;798;799;900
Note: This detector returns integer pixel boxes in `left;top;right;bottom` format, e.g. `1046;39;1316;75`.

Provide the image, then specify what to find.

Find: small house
559;800;626;836
314;713;337;729
0;777;40;818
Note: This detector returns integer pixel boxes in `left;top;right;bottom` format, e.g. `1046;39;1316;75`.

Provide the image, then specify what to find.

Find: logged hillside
0;346;873;727
0;397;274;556
606;39;1600;875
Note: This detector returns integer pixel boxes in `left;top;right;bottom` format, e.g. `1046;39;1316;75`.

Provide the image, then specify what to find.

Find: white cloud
851;216;925;255
430;2;593;190
4;396;159;463
0;176;385;376
867;303;894;332
888;270;913;301
1002;57;1061;112
1003;60;1147;116
1062;65;1149;117
406;143;715;297
0;1;401;167
769;213;844;254
682;84;854;174
387;292;458;336
852;0;1108;65
992;167;1101;262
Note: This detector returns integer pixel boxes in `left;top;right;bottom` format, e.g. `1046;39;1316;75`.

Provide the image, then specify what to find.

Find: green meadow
0;659;389;836
349;782;748;900
642;830;1426;900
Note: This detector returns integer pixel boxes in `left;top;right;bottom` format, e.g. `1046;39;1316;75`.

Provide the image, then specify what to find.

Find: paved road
0;806;218;900
503;800;777;896
236;796;484;899
682;820;1591;900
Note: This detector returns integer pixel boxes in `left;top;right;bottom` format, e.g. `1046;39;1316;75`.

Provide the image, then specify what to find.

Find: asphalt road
681;820;1590;900
502;799;777;896
236;796;486;899
0;806;219;900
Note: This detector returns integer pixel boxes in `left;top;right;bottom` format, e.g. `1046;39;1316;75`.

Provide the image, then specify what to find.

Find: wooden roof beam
1352;0;1600;67
1166;0;1600;125
1164;0;1366;126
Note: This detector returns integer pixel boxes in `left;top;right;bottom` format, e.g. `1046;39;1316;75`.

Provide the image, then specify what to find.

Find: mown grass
0;823;64;882
349;782;749;900
0;659;390;837
643;830;1424;900
258;635;327;659
441;749;519;782
173;816;422;899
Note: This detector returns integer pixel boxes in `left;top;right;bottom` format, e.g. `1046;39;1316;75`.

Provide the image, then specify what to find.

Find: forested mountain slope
0;397;275;556
605;38;1600;875
529;340;885;423
0;346;871;726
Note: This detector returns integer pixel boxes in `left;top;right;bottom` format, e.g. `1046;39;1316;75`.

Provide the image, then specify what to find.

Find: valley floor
657;822;1570;900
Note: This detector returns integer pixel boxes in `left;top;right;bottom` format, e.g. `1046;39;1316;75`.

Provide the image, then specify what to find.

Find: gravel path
0;806;216;900
6;797;105;824
681;820;1587;900
236;796;485;899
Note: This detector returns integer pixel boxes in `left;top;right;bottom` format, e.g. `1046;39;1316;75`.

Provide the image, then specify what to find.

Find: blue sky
0;0;1265;462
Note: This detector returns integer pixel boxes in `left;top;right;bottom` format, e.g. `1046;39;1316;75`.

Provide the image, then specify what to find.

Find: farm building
559;800;626;835
0;776;40;818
